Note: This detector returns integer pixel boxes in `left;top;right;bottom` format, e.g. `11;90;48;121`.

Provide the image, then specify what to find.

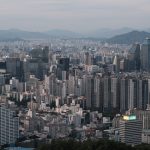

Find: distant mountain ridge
0;29;150;43
86;27;134;38
106;31;150;44
0;29;83;40
45;29;82;38
0;29;49;40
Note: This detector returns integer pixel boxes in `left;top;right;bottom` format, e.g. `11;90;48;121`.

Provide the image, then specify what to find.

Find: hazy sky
0;0;150;32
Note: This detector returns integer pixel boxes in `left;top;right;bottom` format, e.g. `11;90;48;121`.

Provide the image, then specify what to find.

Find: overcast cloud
0;0;150;32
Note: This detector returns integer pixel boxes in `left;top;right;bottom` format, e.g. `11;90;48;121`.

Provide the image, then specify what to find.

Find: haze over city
0;0;150;32
1;0;150;150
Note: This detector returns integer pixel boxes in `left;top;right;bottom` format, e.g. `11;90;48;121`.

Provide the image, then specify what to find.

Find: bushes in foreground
38;139;136;150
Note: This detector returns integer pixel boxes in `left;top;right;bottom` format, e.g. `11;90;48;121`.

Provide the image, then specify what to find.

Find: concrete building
0;105;19;145
85;76;94;109
103;77;111;112
119;115;142;146
111;77;119;109
120;78;128;112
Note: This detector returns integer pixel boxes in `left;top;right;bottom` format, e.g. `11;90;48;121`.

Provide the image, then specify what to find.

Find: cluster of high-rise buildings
0;37;150;148
46;72;150;113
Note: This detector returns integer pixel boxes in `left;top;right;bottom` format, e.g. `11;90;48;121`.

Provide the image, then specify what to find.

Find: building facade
0;105;19;145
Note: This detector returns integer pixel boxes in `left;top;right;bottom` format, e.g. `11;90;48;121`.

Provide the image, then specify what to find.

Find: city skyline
0;0;150;32
1;0;150;148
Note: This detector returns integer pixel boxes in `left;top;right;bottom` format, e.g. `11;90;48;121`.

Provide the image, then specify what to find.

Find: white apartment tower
0;105;19;145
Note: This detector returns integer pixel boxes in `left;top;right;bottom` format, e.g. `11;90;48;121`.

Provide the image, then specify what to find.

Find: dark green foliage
38;139;136;150
84;112;90;124
9;96;31;107
135;143;150;150
50;101;56;109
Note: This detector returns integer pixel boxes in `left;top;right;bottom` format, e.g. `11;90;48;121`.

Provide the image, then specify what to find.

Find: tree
50;101;56;109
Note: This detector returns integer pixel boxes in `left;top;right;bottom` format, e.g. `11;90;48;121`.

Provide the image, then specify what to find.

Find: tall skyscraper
120;78;128;112
128;79;134;110
141;38;150;72
111;77;119;109
128;43;141;71
85;75;94;109
136;79;143;109
113;55;120;73
103;77;111;112
94;75;103;111
57;57;70;80
0;105;19;145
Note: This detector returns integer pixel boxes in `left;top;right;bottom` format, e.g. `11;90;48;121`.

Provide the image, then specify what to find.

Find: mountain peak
107;30;150;44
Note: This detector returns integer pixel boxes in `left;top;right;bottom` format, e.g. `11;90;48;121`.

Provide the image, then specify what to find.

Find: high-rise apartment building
103;77;111;112
94;75;103;111
111;77;119;109
120;78;128;112
85;75;94;109
0;105;19;145
127;79;134;110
